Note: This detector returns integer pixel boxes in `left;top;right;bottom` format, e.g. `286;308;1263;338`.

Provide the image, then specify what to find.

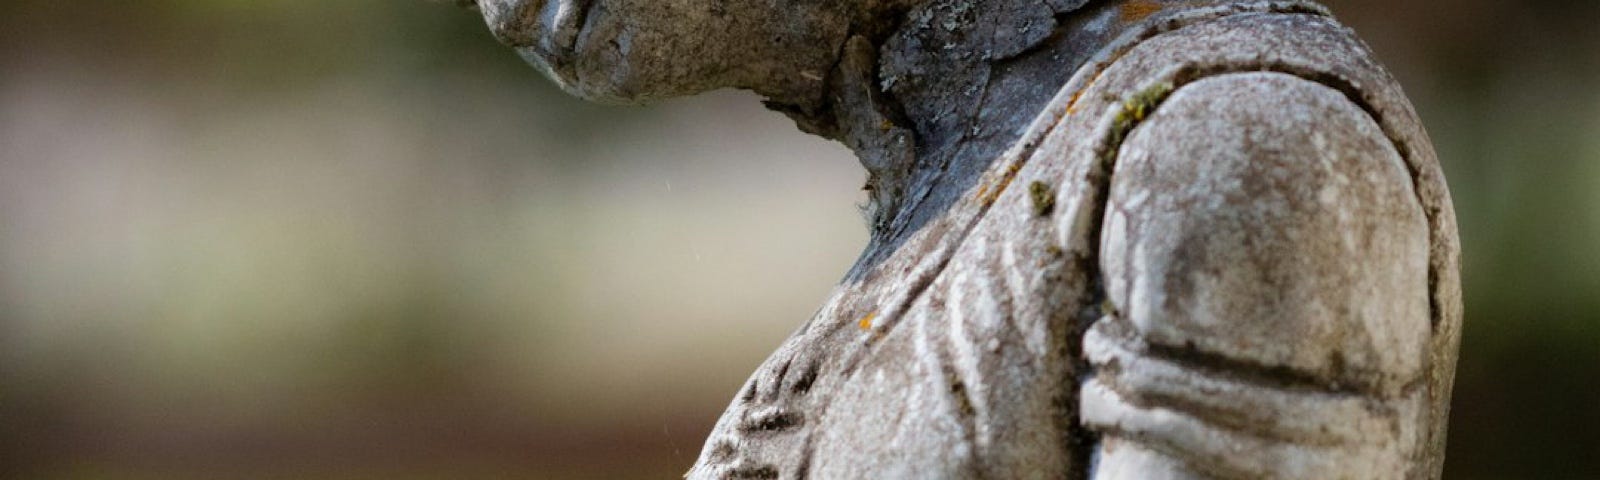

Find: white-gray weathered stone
456;0;1463;477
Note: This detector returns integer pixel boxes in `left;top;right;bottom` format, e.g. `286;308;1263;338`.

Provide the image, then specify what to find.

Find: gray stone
456;0;1462;477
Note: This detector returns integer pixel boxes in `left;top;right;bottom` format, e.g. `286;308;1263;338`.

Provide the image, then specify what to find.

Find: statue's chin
505;9;657;104
520;34;698;106
515;49;637;104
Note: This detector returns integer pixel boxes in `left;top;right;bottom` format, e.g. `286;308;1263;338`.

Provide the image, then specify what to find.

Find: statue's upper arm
1084;72;1433;478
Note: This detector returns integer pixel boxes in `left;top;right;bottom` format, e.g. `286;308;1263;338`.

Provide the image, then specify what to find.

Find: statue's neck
789;0;1144;261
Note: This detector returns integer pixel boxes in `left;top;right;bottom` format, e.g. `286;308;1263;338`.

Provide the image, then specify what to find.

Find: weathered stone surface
459;0;1462;477
1089;72;1431;479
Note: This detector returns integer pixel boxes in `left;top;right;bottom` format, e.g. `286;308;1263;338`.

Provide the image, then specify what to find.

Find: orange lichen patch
858;312;877;331
1119;0;1164;23
974;182;991;201
1065;89;1087;114
1062;89;1088;114
982;162;1025;207
1065;65;1109;115
879;118;895;132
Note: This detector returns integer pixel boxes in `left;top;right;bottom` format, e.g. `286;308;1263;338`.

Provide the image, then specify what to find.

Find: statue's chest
688;4;1201;474
690;113;1112;477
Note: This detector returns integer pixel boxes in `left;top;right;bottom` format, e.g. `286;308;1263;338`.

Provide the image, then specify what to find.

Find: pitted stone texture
1102;72;1429;394
1086;72;1430;479
1048;10;1461;476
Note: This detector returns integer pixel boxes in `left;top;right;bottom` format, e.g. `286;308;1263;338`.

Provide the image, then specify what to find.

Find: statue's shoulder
1005;1;1448;212
1028;1;1458;319
1041;1;1428;146
1028;3;1465;476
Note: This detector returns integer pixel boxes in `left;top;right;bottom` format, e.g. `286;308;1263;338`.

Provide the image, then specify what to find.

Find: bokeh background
0;0;1595;478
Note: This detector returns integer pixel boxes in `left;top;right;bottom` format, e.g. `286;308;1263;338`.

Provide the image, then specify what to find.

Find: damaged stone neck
820;35;918;235
771;0;1100;244
757;1;920;236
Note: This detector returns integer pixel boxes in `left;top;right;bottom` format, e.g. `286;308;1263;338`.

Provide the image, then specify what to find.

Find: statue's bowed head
470;0;895;105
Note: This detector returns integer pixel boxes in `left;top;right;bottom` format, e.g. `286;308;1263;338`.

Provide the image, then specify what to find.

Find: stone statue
456;0;1463;477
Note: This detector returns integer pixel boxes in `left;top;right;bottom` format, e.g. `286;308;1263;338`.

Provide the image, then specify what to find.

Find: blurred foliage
1;0;1597;479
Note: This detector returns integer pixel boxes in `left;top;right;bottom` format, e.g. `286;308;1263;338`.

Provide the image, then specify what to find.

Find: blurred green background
0;1;1595;478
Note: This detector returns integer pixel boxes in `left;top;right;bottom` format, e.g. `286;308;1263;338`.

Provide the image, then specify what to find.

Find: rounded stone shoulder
1101;71;1430;394
1086;72;1431;478
1033;6;1461;476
